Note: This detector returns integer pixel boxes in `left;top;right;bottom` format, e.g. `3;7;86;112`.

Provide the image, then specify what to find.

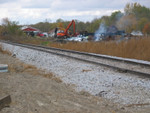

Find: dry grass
42;73;62;83
79;90;91;96
8;62;37;73
8;60;62;83
126;103;150;107
48;37;150;61
82;69;92;72
8;61;62;83
3;35;149;61
0;44;12;55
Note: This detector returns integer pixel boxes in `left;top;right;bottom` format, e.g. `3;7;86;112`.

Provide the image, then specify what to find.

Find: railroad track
1;40;150;77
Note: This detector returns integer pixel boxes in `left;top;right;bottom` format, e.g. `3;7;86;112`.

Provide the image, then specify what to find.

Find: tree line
0;2;150;37
31;3;150;35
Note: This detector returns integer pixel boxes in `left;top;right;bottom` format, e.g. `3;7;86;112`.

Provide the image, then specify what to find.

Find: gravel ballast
1;42;150;106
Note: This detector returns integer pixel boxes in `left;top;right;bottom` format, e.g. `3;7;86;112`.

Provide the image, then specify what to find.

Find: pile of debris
94;24;126;41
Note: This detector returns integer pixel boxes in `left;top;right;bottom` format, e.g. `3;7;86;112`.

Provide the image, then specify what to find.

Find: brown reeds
49;37;150;61
1;36;150;61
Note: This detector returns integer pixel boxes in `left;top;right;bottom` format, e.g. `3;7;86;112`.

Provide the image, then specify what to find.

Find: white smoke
94;23;106;41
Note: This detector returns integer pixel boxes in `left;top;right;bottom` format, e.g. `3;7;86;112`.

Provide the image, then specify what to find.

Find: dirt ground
0;51;149;113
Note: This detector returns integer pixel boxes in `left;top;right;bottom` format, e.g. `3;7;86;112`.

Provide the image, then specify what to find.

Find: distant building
21;26;40;37
21;26;40;32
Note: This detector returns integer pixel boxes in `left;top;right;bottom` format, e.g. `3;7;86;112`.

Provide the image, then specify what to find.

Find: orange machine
57;20;77;38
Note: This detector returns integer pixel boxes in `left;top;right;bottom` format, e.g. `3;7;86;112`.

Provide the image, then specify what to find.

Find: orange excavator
57;20;77;38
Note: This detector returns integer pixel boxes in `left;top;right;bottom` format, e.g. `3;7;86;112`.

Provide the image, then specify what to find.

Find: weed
41;41;49;46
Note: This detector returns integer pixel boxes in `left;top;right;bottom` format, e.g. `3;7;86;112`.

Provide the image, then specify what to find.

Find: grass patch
41;41;49;46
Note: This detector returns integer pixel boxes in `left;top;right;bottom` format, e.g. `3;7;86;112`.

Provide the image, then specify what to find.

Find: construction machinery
56;20;77;38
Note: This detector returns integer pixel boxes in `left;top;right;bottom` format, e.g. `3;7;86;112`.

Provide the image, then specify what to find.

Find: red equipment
57;20;77;38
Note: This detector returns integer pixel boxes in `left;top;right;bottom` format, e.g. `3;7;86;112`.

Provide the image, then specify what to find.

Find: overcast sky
0;0;149;25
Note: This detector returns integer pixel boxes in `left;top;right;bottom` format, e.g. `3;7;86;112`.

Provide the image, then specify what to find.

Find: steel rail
2;40;150;67
9;41;150;67
1;40;150;78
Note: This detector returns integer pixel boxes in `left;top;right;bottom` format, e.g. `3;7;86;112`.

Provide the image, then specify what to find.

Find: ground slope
0;52;127;113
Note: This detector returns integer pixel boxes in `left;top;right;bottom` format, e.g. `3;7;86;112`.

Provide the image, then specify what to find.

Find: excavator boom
57;20;76;38
64;20;76;35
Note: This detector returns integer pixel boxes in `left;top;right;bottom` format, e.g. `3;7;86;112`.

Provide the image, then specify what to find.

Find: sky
0;0;149;25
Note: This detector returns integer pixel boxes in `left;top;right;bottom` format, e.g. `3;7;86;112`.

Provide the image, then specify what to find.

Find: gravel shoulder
0;52;127;113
